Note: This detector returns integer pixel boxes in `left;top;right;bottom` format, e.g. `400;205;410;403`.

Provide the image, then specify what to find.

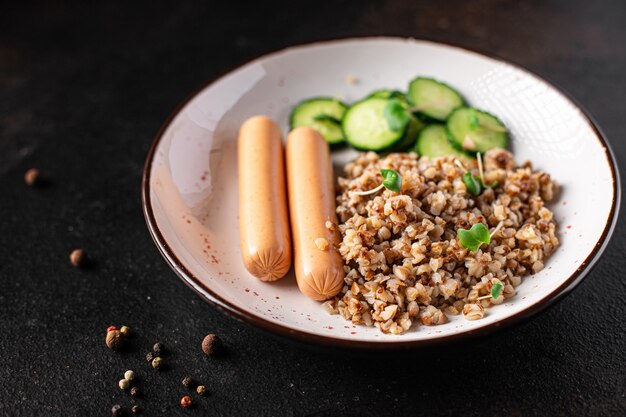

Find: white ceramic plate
142;38;619;348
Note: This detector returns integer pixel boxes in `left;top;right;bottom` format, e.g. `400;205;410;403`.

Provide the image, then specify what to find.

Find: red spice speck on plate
244;288;250;293
566;225;572;229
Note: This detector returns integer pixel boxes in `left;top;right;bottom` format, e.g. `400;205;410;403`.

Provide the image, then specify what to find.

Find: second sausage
286;127;345;300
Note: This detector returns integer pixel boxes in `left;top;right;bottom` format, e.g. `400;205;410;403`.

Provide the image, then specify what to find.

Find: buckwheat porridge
322;148;559;334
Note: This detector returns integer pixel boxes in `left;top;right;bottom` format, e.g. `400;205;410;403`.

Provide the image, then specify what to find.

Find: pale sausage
286;127;345;300
238;116;292;281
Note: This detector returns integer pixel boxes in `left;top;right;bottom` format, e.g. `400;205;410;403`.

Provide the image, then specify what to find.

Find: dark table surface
1;1;625;416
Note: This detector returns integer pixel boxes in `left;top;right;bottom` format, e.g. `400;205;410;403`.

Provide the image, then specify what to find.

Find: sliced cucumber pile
289;98;347;146
407;77;464;121
289;77;508;155
415;124;471;159
447;107;508;153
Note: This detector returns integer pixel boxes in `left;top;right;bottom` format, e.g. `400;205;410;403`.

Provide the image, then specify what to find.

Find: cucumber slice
343;97;420;152
290;97;347;145
446;107;508;153
407;77;464;121
415;124;472;159
367;89;408;102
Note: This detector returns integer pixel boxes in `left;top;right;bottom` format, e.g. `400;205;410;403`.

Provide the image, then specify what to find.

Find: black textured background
1;1;625;416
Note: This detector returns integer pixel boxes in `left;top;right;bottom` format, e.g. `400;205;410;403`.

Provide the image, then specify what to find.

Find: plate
142;38;619;348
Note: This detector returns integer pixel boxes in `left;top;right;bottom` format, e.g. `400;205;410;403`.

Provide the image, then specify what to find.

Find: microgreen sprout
353;169;403;196
455;159;482;196
457;223;491;251
478;281;504;300
383;99;410;132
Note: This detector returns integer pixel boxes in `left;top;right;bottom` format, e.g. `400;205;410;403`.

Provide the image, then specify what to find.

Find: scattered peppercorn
118;378;130;390
130;386;141;397
201;334;223;356
24;168;41;186
107;326;118;332
124;370;135;381
111;404;123;416
196;385;207;396
152;342;165;356
151;356;164;370
145;352;155;363
119;326;131;337
70;248;88;268
131;405;141;414
180;396;192;408
181;376;195;389
106;330;125;350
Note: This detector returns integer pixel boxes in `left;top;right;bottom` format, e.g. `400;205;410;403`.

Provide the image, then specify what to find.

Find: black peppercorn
131;405;141;414
201;334;223;356
112;404;123;416
145;352;154;363
181;375;195;389
152;342;165;356
130;386;141;397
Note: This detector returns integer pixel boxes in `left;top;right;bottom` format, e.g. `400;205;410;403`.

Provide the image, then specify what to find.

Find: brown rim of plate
141;37;621;350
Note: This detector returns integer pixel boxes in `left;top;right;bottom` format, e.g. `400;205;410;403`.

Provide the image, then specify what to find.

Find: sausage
286;127;345;300
238;116;292;281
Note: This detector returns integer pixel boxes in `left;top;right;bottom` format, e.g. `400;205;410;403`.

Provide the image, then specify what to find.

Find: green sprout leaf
457;223;491;251
380;169;402;192
491;282;504;300
463;172;482;196
383;99;410;132
312;114;341;124
468;108;479;130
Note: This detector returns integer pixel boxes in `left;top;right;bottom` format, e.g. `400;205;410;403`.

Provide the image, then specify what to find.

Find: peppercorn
201;334;223;356
152;342;165;356
111;404;123;416
131;405;141;414
124;370;135;381
119;326;131;337
24;168;41;186
180;396;192;408
130;386;141;397
70;248;88;268
181;376;195;389
145;352;155;363
196;385;207;396
106;330;125;350
118;378;130;390
107;326;118;332
151;356;164;370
